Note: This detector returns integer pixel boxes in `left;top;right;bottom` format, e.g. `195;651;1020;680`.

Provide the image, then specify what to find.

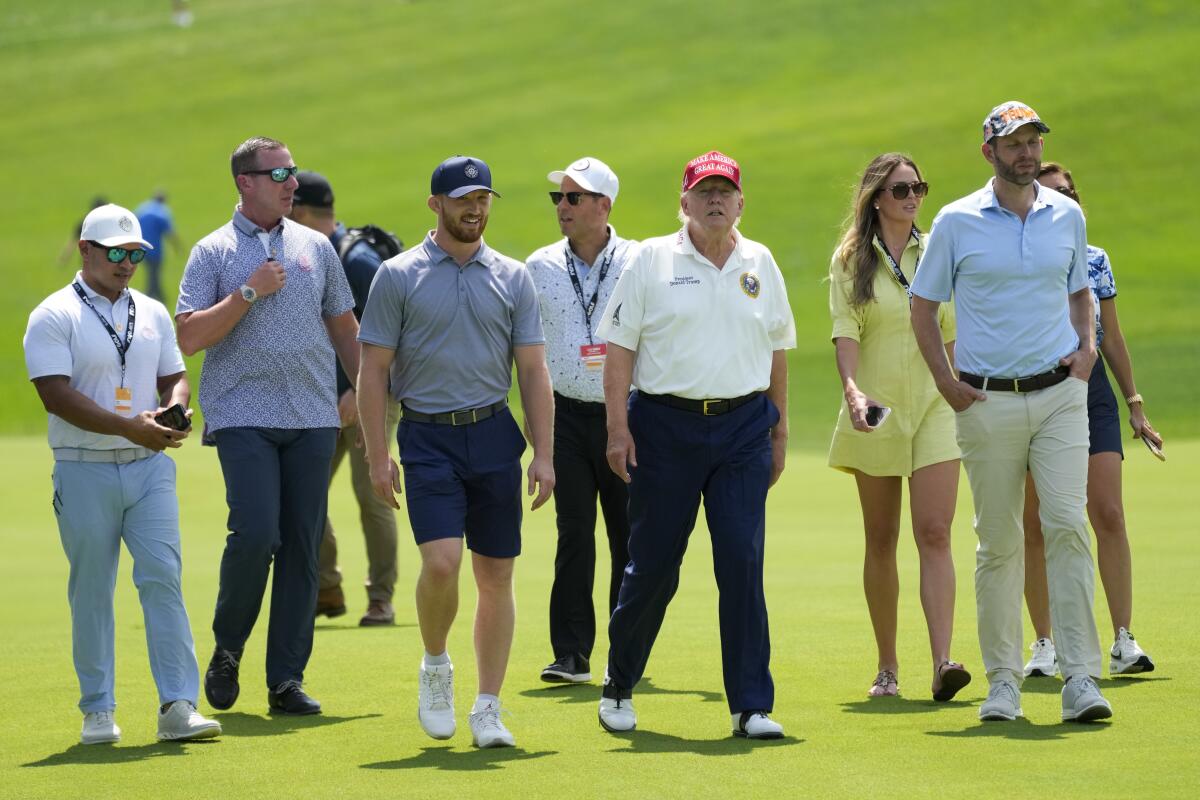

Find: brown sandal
932;660;971;702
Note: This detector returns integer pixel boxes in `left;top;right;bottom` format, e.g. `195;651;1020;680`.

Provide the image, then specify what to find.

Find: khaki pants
955;376;1101;682
319;401;401;603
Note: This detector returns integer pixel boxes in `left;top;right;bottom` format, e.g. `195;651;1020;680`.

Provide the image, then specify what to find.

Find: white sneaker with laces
598;697;637;732
418;660;455;740
732;711;784;739
157;700;222;741
81;710;121;744
979;680;1022;721
469;700;515;748
1110;628;1155;675
1023;638;1059;678
1062;674;1113;722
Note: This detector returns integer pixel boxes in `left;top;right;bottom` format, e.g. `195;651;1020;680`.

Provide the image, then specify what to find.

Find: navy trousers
211;427;337;687
606;392;778;714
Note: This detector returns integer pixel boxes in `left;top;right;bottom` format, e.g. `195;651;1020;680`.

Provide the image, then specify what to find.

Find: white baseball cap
80;203;153;249
547;157;619;202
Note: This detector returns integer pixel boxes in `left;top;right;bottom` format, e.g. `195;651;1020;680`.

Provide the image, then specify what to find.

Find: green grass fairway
1;436;1196;799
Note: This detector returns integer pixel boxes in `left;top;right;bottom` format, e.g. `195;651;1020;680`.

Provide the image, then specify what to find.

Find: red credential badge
580;343;607;370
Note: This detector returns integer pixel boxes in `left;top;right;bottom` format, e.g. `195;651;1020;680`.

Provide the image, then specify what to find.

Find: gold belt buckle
703;399;718;416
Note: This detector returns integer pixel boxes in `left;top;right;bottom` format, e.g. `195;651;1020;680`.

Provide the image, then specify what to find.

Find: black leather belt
554;392;606;417
960;366;1069;393
401;400;507;426
639;391;760;416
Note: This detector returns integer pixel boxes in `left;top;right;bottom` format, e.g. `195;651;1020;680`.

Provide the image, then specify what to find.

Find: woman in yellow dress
827;153;970;701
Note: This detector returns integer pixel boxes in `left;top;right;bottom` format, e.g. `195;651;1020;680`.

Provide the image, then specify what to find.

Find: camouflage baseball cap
983;101;1050;143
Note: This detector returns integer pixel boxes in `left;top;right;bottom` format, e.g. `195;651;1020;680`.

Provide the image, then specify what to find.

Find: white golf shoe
1110;628;1155;675
418;660;456;740
732;711;784;739
157;700;222;741
469;700;515;748
598;696;637;732
81;710;121;744
1023;638;1059;678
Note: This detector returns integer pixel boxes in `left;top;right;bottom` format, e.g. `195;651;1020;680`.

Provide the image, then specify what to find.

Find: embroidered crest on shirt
669;276;701;287
740;272;761;298
611;303;622;327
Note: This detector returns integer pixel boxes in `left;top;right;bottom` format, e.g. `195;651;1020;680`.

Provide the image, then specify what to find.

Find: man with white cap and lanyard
24;203;221;744
595;151;795;739
911;101;1112;723
526;158;635;685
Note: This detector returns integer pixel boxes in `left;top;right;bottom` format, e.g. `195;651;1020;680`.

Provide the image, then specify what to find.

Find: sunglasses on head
89;241;146;264
549;191;605;206
242;165;299;183
882;181;929;200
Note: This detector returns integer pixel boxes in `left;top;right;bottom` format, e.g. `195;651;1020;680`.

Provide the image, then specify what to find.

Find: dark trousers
606;392;778;713
211;427;337;687
549;396;630;660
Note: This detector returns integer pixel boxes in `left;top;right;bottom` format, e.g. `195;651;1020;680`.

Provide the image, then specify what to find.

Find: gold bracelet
1125;393;1143;406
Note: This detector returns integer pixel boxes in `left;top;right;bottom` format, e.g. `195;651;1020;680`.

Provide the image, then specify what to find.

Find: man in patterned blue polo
357;155;555;748
175;136;360;717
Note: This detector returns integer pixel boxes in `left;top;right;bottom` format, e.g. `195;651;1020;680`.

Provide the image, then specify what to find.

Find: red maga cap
682;150;741;191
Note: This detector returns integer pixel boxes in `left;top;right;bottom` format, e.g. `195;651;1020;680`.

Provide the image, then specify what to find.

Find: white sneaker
1023;638;1059;678
732;711;784;739
157;700;222;741
81;710;121;744
598;697;637;732
1110;628;1155;675
469;700;515;748
418;660;455;739
979;680;1022;721
1062;674;1113;722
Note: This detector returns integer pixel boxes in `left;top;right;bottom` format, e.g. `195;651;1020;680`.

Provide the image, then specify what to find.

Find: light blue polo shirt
911;179;1088;378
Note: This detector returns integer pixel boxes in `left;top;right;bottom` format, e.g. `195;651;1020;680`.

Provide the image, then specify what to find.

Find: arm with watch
176;258;286;356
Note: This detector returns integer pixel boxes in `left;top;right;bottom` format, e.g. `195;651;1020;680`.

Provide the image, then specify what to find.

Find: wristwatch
239;284;258;304
1125;393;1143;406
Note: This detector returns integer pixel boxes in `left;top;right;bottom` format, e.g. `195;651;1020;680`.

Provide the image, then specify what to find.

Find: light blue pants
51;454;200;712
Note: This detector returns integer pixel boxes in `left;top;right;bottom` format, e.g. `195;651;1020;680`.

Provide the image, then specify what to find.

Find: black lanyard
73;281;136;387
876;226;922;302
564;243;614;345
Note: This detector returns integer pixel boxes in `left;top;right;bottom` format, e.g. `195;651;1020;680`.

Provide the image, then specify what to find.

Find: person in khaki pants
910;101;1110;724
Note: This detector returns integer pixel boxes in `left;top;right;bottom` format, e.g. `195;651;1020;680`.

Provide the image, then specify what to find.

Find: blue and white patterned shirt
176;209;355;432
526;227;636;403
1087;244;1116;346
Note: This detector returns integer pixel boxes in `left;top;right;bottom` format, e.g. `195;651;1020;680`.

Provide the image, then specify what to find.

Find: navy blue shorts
397;407;526;558
1087;356;1123;458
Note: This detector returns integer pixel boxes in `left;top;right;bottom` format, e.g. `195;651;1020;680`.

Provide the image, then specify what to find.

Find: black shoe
268;680;322;715
204;647;242;710
541;654;592;683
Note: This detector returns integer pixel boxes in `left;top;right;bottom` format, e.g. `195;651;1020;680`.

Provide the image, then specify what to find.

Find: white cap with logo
80;203;153;249
547;157;620;202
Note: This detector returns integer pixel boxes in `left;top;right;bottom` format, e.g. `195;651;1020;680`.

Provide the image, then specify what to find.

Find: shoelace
422;670;453;709
213;650;240;674
274;679;303;694
469;705;509;731
1069;675;1099;694
989;682;1019;704
87;710;114;724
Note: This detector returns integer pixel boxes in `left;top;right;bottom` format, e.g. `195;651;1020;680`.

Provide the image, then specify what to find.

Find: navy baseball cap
430;155;501;198
293;171;335;208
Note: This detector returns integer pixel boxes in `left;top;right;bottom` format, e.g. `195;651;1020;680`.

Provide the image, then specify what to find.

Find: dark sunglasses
242;165;299;183
883;181;929;200
549;191;605;206
89;241;146;264
1052;184;1079;201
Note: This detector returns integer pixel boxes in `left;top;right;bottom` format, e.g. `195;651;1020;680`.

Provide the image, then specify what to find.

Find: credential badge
740;272;760;299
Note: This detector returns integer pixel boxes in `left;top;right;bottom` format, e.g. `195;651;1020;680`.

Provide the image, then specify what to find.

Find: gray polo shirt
176;209;355;431
358;232;544;414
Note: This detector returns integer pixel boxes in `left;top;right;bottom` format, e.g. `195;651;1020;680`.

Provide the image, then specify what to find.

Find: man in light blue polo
911;101;1110;724
357;155;555;749
176;136;360;717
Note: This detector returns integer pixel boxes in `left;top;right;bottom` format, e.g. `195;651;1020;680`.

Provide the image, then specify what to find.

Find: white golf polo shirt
24;274;185;450
597;227;795;399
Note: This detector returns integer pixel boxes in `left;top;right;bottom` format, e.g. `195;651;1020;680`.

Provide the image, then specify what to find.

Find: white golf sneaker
598;697;637;732
81;710;121;744
1023;638;1059;678
732;711;784;739
418;660;455;740
1110;628;1155;675
469;700;515;748
157;700;222;741
1062;675;1113;722
979;680;1022;721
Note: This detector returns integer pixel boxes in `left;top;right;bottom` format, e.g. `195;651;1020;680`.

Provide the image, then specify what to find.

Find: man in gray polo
357;155;554;749
911;101;1110;723
526;157;635;684
176;136;360;717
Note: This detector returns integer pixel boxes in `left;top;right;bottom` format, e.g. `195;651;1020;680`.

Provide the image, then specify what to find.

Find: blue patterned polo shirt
1087;244;1117;346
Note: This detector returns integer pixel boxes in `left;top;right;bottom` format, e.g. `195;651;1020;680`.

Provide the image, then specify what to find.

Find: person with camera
24;203;221;744
827;154;971;702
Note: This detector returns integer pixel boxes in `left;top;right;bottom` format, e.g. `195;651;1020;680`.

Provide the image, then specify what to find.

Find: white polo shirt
597;227;796;399
24;274;186;450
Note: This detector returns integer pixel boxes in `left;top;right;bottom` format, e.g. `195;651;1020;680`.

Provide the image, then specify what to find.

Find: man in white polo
596;151;795;739
526;158;636;684
24;204;221;744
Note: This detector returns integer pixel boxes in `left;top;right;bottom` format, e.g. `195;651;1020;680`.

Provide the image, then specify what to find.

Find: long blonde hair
834;153;923;307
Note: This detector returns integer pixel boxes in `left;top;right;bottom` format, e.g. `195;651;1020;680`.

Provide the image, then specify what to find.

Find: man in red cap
594;151;796;739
